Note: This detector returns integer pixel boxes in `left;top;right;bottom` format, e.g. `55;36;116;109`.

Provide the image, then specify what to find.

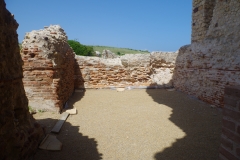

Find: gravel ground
33;89;222;160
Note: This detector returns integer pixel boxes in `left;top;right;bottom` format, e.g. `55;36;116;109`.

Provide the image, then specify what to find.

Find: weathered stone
21;25;75;112
95;51;101;57
102;49;118;59
173;0;240;108
0;0;44;159
75;52;177;89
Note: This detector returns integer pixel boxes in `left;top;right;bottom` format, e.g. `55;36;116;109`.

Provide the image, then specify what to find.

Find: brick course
21;25;75;112
173;1;240;108
74;52;177;89
220;86;240;159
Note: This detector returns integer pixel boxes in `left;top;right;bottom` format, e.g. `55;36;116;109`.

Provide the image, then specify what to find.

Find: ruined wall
173;0;240;107
0;0;44;159
20;25;177;111
21;25;75;112
219;86;240;160
192;0;216;42
75;52;177;89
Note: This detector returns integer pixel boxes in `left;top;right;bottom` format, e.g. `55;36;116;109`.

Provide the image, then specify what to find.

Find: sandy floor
33;89;222;160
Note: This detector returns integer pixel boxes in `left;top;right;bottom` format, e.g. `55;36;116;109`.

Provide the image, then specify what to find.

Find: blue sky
5;0;192;52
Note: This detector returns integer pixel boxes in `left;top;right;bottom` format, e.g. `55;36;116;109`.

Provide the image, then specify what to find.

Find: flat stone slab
116;88;125;92
39;134;62;151
51;112;69;133
65;108;77;115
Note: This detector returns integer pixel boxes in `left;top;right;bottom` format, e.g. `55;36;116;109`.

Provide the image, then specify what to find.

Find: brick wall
21;42;177;111
74;52;177;89
21;25;75;112
0;0;44;159
173;0;240;108
219;86;240;160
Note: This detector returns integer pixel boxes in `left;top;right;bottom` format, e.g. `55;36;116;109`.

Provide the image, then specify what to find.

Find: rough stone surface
0;0;44;159
95;51;101;57
74;52;177;89
192;0;216;42
173;0;240;107
21;25;75;111
101;49;118;59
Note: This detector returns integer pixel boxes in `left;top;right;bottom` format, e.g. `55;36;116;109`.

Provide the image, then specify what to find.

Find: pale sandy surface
33;89;222;160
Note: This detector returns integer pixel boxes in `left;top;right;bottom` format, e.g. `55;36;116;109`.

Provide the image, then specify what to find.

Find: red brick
41;89;52;92
222;127;240;144
27;81;39;85
223;108;240;122
31;89;41;92
219;146;238;160
222;119;236;132
39;81;50;85
221;136;233;150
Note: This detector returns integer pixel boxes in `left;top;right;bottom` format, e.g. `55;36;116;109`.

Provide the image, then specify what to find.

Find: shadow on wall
64;58;86;110
33;118;102;160
145;89;222;160
74;58;85;89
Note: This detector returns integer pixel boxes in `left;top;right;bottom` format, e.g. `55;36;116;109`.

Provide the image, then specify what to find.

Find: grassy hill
88;45;150;55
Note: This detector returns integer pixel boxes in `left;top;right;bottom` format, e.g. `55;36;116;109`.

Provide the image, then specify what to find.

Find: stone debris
95;51;101;57
116;88;125;92
102;49;118;59
64;108;77;115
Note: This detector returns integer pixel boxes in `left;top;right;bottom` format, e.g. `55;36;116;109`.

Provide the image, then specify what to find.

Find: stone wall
219;86;240;160
74;52;177;89
173;0;240;107
0;0;44;159
21;25;75;112
192;0;215;42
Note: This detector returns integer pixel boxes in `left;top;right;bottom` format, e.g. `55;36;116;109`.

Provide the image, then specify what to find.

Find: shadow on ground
33;117;102;160
146;89;222;160
66;89;86;110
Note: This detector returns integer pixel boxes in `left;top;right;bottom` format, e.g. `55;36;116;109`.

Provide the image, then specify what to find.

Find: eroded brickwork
21;25;75;111
0;0;44;159
173;1;240;158
192;0;215;42
75;52;177;89
174;0;240;107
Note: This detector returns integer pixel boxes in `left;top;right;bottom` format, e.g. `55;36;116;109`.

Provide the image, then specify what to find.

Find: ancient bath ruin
0;0;240;159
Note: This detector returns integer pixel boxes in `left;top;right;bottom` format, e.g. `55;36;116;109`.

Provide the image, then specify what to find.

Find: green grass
20;42;149;56
28;106;36;114
88;45;150;55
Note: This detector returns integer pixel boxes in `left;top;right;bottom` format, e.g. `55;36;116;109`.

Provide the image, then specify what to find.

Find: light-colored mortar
21;25;75;112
